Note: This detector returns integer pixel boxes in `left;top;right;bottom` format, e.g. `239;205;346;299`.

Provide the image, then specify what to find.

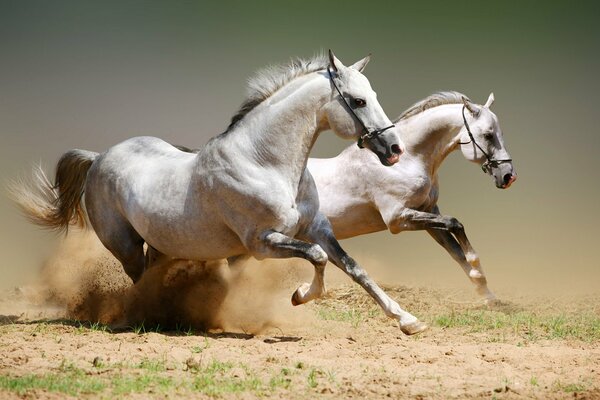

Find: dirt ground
0;233;598;399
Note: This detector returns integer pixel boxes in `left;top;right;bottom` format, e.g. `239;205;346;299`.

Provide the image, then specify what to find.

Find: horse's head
459;93;516;189
323;50;403;166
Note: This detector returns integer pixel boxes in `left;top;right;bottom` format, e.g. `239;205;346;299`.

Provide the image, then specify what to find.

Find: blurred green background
1;1;598;295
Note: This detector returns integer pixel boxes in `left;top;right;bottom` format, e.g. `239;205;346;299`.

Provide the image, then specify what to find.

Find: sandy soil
0;233;598;399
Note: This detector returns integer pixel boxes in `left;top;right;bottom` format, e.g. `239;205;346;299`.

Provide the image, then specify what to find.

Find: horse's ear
462;96;481;116
350;54;371;72
484;92;495;108
328;49;345;74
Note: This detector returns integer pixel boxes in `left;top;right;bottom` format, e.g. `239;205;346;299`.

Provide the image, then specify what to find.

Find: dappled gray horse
309;92;516;303
12;52;430;335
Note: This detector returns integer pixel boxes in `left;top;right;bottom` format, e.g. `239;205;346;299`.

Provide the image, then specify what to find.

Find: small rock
185;357;201;371
92;356;103;367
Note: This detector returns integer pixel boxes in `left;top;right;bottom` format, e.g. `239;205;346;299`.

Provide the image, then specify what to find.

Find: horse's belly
142;216;246;260
325;204;387;240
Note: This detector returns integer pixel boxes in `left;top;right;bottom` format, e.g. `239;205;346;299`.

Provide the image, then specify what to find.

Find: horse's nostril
391;144;402;155
503;173;512;184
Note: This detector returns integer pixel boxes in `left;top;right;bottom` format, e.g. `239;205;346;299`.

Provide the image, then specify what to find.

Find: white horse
12;52;430;335
308;92;516;303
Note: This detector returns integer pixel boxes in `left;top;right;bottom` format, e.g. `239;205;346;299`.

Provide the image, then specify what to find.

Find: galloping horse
12;52;429;335
309;92;516;303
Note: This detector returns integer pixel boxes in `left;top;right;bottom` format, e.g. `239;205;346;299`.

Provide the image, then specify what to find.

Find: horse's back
87;136;195;199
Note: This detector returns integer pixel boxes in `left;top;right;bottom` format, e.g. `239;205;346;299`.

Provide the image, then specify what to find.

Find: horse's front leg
301;213;428;335
257;230;328;305
426;228;496;303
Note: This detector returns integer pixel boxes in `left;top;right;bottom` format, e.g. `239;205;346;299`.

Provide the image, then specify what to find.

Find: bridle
327;67;395;148
460;105;512;174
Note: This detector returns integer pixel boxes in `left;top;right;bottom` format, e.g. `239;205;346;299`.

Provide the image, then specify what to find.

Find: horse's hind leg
426;228;496;303
256;230;328;305
94;220;146;283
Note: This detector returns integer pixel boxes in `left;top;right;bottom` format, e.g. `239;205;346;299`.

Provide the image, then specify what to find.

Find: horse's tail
8;149;99;232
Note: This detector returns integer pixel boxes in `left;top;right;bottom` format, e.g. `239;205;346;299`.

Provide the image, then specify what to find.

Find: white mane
395;91;470;122
224;54;329;132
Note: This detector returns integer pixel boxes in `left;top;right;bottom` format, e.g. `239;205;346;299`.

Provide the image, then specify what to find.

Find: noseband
327;67;395;148
460;105;512;174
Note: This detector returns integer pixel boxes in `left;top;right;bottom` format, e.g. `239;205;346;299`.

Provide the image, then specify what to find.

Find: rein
460;105;512;174
327;67;395;148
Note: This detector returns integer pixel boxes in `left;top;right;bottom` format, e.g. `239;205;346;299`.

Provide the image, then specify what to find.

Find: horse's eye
483;132;494;141
354;98;367;107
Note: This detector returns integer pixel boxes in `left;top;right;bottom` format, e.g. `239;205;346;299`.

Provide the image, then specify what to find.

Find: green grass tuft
0;370;105;396
434;309;600;342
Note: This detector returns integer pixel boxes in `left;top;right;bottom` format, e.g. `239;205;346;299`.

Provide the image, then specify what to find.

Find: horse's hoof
400;320;428;335
291;283;310;306
291;291;301;306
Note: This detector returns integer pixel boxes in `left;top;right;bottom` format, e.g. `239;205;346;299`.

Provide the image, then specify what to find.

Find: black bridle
327;67;395;148
460;105;512;174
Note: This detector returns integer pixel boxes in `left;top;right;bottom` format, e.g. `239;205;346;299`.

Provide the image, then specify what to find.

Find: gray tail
7;149;99;232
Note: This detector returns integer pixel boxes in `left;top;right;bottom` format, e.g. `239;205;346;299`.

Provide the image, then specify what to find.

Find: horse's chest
399;173;433;208
411;181;439;212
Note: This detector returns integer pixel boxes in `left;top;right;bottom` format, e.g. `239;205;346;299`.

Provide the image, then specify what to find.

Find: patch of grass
543;314;600;340
192;373;263;395
131;321;147;335
269;368;292;390
307;368;321;388
137;358;166;372
186;359;295;396
76;320;111;334
112;375;177;395
191;336;211;353
0;369;105;396
554;380;587;393
434;309;600;342
174;323;195;336
325;368;337;384
0;358;292;397
191;360;262;396
31;322;53;336
530;376;539;386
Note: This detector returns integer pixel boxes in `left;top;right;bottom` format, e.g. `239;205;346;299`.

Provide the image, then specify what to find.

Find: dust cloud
12;230;317;334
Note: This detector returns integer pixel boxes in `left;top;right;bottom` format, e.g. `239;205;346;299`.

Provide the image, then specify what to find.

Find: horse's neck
221;73;328;182
399;104;464;175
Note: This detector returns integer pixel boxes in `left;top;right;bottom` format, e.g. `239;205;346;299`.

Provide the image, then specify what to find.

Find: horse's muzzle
500;173;517;189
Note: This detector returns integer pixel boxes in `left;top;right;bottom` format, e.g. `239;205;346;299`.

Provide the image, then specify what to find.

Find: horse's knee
308;244;328;267
446;217;463;232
